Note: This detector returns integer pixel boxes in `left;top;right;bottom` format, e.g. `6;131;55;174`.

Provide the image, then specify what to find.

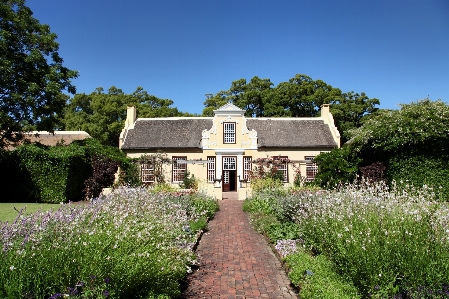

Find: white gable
214;102;245;116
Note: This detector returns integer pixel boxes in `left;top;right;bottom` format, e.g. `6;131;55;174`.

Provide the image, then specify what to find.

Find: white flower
9;266;16;271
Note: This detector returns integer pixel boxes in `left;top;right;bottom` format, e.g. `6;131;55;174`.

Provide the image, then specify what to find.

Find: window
172;156;187;183
223;122;236;144
141;162;154;184
305;156;318;182
244;156;252;181
275;156;288;183
223;156;236;170
207;156;216;182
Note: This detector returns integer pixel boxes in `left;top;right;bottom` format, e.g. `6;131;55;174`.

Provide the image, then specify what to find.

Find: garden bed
244;182;449;298
0;187;219;298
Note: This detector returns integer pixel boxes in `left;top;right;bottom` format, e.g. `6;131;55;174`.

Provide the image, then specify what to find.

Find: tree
202;74;379;144
314;99;449;199
0;0;78;148
63;86;192;146
330;91;380;144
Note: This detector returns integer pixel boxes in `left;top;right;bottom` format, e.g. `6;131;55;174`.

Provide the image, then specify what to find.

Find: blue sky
27;0;449;115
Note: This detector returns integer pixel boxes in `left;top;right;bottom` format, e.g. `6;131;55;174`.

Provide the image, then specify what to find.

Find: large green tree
203;74;379;143
63;86;192;146
0;0;78;148
314;99;449;200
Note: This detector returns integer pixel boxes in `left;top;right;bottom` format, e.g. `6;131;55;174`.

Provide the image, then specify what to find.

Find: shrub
0;188;219;298
244;181;449;297
179;169;198;190
285;248;360;299
83;154;119;200
0;138;139;203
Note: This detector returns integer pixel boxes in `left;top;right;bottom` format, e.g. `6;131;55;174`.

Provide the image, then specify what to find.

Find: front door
222;156;237;192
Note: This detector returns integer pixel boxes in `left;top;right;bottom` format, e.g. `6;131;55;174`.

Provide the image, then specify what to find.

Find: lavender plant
0;187;218;298
247;180;449;298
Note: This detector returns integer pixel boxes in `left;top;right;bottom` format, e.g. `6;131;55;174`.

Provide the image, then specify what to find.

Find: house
24;131;91;146
119;103;340;199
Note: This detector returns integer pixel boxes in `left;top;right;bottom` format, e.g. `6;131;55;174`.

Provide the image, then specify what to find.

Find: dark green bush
0;138;138;203
386;154;449;201
313;147;361;188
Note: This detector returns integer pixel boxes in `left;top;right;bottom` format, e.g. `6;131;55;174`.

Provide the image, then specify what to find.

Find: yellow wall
121;103;337;199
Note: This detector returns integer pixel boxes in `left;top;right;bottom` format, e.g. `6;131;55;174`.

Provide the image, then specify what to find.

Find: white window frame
223;156;236;170
141;162;154;184
275;156;288;183
172;156;187;183
223;122;236;144
244;156;252;182
305;156;318;182
207;156;216;183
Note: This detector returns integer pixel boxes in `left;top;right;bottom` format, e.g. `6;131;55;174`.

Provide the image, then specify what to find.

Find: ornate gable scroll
202;103;258;149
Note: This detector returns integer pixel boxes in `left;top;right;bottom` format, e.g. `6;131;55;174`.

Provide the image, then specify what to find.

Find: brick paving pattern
182;195;298;299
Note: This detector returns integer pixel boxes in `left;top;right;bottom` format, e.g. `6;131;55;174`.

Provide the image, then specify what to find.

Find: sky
27;0;449;115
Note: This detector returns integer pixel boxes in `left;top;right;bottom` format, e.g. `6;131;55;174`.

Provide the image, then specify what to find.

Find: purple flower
104;277;110;284
49;293;62;299
103;290;110;297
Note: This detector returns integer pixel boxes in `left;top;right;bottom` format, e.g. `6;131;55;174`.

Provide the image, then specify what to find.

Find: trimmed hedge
386;154;449;201
0;138;138;203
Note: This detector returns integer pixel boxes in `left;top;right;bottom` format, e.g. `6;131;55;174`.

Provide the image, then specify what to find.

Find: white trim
215;149;246;155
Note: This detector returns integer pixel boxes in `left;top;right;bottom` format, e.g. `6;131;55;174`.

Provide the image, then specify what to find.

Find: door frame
222;156;237;192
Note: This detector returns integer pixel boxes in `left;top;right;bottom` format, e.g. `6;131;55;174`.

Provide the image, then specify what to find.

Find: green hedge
0;138;138;203
386;153;449;201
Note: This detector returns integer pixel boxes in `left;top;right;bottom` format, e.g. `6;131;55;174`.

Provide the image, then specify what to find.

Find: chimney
126;106;136;127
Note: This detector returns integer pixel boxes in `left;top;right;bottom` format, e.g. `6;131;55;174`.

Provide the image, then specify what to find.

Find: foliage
316;99;449;199
0;0;78;148
313;147;361;187
138;151;172;185
0;138;136;203
249;177;285;195
202;74;379;142
386;154;449;201
347;99;449;157
359;161;386;183
0;188;219;298
83;154;118;200
63;87;192;146
0;143;90;203
179;169;198;190
285;248;361;299
330;91;380;144
245;181;449;297
248;156;300;187
188;217;208;233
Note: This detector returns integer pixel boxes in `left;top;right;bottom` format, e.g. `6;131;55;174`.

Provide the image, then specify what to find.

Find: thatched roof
121;118;213;149
246;119;337;148
121;117;337;150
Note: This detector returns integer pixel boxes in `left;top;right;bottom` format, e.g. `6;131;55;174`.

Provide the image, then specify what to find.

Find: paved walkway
181;196;298;299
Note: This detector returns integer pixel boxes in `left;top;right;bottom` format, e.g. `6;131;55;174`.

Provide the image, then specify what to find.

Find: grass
0;203;62;223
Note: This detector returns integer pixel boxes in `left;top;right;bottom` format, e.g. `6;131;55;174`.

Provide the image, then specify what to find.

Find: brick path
181;196;298;299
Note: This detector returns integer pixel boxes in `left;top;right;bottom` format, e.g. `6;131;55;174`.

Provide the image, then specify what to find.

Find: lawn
0;203;62;223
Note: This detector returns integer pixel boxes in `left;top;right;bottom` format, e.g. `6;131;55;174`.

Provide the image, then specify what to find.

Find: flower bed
0;187;219;298
244;181;449;298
